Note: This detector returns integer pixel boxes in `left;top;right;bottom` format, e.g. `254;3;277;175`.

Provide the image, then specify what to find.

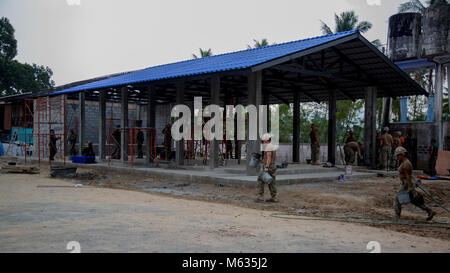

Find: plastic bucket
261;172;273;184
248;153;261;168
397;191;411;204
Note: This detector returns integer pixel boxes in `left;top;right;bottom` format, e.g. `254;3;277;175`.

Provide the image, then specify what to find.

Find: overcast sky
0;0;407;86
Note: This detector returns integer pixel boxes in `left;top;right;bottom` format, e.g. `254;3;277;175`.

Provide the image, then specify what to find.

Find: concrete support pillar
364;86;377;169
98;90;106;160
434;63;444;150
381;97;391;130
246;71;262;175
210;77;220;169
175;81;185;166
400;97;408;122
328;90;336;165
293;91;300;163
121;87;128;162
146;87;156;166
78;92;85;155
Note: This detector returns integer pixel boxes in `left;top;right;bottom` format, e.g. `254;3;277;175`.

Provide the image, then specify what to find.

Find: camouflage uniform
257;149;277;199
257;163;277;198
344;145;355;165
394;160;433;217
311;143;320;164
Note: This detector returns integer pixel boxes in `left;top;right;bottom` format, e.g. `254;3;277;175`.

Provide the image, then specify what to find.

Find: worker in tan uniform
309;124;320;165
256;133;277;203
393;147;436;221
380;127;393;170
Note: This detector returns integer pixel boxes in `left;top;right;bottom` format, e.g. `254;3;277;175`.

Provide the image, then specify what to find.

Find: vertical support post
210;77;220;169
434;63;443;150
364;86;377;169
293;90;300;163
175;81;185;166
400;97;408;123
98;90;106;160
121;87;128;162
328;90;336;165
146;86;156;166
78;92;85;156
381;97;391;129
246;71;262;175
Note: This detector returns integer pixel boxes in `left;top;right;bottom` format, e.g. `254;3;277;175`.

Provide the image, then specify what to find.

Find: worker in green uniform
256;133;278;203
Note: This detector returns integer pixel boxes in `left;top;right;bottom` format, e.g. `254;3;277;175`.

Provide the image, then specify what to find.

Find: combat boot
267;197;279;203
255;194;264;203
426;210;436;221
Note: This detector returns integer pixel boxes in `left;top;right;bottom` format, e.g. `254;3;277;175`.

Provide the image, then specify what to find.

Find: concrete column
364;86;377;169
434;63;444;150
175;81;185;166
293;90;300;163
246;71;262;175
210;77;220;169
121;87;128;162
328;90;336;165
98;90;106;160
381;97;391;130
78;92;85;155
146;86;156;166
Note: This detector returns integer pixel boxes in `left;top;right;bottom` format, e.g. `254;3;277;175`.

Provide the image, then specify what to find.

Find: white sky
0;0;406;86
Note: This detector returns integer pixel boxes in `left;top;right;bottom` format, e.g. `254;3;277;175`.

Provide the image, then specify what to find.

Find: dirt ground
45;164;450;241
1;170;449;252
1;156;449;243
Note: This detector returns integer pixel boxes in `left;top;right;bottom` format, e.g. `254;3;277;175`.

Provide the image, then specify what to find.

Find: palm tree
398;0;448;14
320;11;372;35
247;39;271;49
192;48;212;59
320;10;381;49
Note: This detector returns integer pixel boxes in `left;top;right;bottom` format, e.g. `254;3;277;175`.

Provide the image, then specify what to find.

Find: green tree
320;10;381;48
0;17;17;60
398;0;448;14
0;17;54;96
192;48;212;59
247;39;271;49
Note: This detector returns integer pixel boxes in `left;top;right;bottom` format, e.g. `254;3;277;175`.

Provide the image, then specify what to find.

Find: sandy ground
0;168;449;253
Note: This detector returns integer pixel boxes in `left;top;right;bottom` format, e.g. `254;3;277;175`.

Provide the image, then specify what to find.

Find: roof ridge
140;30;359;71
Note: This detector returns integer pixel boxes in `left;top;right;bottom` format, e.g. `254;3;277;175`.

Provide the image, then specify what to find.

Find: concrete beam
146;86;156;166
98;90;106;160
210;77;220;169
246;71;262;175
175;81;185;166
293;90;300;162
364;86;377;169
121;87;128;162
78;92;85;155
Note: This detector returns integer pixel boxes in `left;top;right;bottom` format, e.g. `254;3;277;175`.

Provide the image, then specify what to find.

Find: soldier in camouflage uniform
309;124;321;165
256;133;278;203
393;147;435;221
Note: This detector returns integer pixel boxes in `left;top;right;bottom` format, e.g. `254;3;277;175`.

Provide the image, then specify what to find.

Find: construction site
0;1;449;254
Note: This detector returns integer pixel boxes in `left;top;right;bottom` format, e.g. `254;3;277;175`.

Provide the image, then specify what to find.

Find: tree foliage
0;17;54;96
192;48;213;59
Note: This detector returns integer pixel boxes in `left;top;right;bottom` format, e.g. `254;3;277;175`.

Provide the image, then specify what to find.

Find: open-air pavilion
48;30;427;173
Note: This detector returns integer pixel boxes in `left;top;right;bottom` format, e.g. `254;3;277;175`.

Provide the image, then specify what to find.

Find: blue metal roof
52;30;359;95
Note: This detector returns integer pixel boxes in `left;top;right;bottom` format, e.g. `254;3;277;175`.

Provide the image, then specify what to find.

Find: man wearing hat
256;133;278;203
393;147;436;221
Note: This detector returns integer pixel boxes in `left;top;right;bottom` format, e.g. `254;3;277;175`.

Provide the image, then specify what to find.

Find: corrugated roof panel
52;30;359;95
